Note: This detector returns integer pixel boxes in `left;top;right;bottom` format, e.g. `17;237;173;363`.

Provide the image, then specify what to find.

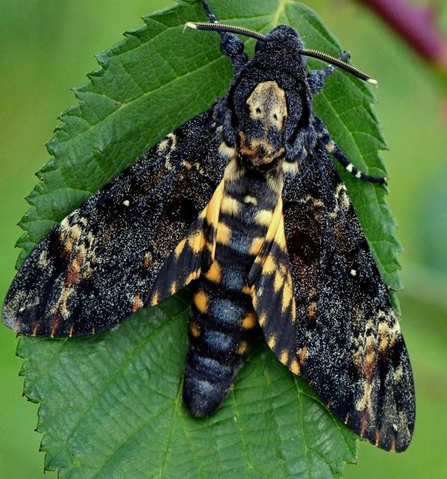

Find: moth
3;0;415;452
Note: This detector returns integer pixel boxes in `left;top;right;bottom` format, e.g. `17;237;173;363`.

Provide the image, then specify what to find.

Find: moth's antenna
185;22;267;43
185;22;377;84
299;49;377;84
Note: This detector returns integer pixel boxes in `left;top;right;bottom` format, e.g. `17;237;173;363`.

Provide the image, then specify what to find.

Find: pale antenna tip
184;22;198;31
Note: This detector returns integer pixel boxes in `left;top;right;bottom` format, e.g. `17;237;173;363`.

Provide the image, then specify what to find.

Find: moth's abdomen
183;156;283;417
183;274;257;417
183;207;262;418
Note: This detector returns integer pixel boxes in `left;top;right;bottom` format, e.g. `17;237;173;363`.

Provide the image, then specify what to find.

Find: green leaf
20;290;356;478
12;0;402;477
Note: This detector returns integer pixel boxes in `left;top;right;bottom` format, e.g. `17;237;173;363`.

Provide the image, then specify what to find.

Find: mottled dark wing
282;141;415;451
3;108;226;338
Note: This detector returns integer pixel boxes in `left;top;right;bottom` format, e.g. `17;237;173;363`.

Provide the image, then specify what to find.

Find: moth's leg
307;52;350;95
200;0;217;23
200;0;248;70
313;116;387;184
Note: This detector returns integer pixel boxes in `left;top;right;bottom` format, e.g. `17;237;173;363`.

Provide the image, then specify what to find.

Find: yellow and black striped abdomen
183;158;282;417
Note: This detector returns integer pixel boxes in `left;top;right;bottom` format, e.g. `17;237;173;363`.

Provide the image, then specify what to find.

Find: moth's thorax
219;80;290;171
237;80;288;167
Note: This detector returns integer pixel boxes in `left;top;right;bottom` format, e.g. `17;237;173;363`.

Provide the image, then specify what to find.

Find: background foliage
1;0;446;478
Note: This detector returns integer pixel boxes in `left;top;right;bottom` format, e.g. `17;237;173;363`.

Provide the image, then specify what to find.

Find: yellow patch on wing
187;229;206;255
267;334;277;350
249;237;264;256
169;281;178;296
281;272;294;314
250;194;298;360
261;255;277;275
59;214;88;255
273;269;285;293
174;238;187;258
265;197;284;242
279;350;289;365
258;312;267;327
150;291;160;306
241;284;254;295
289;359;300;375
52;286;73;321
200;178;225;259
378;313;400;351
132;294;143;313
185;271;199;286
277;350;300;375
275;219;288;250
298;346;308;365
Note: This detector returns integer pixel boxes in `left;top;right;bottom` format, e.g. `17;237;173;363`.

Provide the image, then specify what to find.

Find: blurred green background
1;1;446;477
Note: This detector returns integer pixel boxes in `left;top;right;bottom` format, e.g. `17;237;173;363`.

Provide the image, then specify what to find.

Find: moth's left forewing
282;147;415;451
3;108;226;337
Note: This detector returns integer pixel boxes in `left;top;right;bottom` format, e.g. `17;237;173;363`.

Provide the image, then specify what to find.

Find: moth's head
253;25;306;69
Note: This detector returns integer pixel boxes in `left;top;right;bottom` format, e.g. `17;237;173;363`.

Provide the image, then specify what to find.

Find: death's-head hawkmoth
3;0;414;453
